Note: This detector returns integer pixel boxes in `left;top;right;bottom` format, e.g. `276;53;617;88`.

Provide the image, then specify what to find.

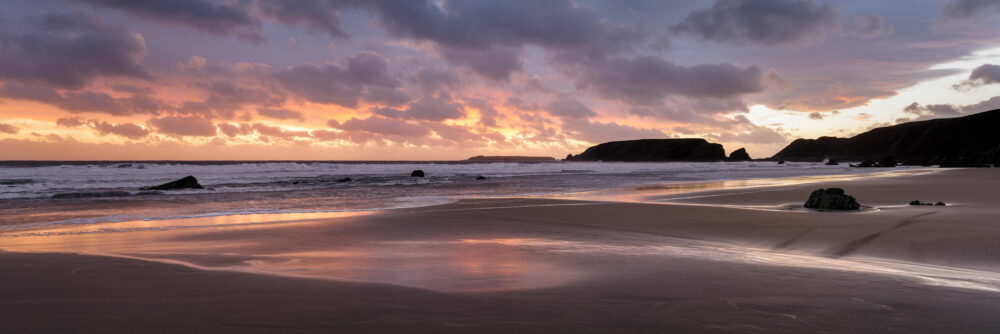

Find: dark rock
410;170;425;177
935;201;946;206
804;188;861;210
565;154;574;161
851;160;876;168
53;191;131;199
565;139;726;162
727;148;752;161
475;175;487;180
770;109;1000;165
336;177;352;182
140;175;203;190
825;159;839;165
876;156;897;168
116;163;132;168
777;160;785;164
909;200;922;205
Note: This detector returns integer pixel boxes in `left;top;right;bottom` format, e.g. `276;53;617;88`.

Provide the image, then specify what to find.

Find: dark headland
565;138;727;162
465;155;556;162
771;108;1000;166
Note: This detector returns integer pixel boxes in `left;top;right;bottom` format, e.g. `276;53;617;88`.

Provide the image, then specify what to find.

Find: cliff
771;109;1000;165
565;139;726;162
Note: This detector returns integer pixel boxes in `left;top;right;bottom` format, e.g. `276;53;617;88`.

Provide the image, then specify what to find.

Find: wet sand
3;168;1000;332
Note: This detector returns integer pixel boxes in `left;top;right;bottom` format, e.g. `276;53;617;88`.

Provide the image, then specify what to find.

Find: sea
0;160;906;230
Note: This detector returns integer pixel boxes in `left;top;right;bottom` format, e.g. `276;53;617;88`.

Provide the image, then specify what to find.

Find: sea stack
727;148;752;161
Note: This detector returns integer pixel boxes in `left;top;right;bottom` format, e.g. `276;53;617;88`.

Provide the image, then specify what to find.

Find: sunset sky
1;0;999;160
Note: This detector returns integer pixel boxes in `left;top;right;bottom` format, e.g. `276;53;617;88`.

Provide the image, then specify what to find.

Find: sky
1;0;999;160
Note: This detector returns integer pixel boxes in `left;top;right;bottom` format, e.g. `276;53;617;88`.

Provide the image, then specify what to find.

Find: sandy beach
4;168;1000;333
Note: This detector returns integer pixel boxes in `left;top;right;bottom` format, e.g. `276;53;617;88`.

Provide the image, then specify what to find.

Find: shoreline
3;168;1000;332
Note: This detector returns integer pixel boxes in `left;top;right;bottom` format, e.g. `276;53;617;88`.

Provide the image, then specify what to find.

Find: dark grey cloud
148;115;217;137
90;121;150;139
904;101;961;116
438;46;523;81
670;0;841;46
808;111;824;120
576;56;765;105
954;63;1000;89
253;0;347;38
276;51;405;108
198;81;284;118
74;0;263;42
0;12;149;89
373;96;465;121
942;0;1000;20
545;98;596;119
257;108;304;121
0;83;161;116
0;123;19;134
410;67;460;94
853;15;893;39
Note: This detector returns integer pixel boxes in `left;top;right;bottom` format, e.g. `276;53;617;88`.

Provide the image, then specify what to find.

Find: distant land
772;108;1000;165
565;139;727;162
465;156;556;162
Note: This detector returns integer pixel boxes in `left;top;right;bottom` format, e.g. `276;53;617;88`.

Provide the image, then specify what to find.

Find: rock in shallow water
140;175;203;190
804;188;860;211
410;170;425;177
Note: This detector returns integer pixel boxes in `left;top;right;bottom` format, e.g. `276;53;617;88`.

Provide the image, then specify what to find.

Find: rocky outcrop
727;148;752;161
565;139;726;162
466;156;556;162
825;159;839;165
771;109;1000;165
140;176;203;190
804;188;860;210
410;170;425;177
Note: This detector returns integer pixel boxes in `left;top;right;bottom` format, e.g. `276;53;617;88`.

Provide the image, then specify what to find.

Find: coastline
3;168;1000;332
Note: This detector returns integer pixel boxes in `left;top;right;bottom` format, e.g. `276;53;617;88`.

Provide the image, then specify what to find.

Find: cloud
410;67;460;94
713;125;788;144
576;56;765;105
217;123;252;137
373;96;465;121
56;117;87;127
331;116;430;138
808;112;824;120
953;64;1000;89
546;98;596;119
0;11;149;89
670;0;841;46
74;0;264;42
852;15;893;39
0;83;161;116
0;123;19;134
253;0;347;38
90;121;150;139
148;115;217;137
561;119;665;143
941;0;1000;20
275;51;406;108
961;96;1000;112
903;101;962;116
250;123;311;139
438;46;523;81
257;108;304;121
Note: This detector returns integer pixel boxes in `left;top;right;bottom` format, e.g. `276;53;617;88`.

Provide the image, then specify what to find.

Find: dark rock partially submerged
140;176;203;190
804;188;860;211
825;159;839;165
727;148;752;161
565;138;726;162
336;177;352;183
410;170;425;177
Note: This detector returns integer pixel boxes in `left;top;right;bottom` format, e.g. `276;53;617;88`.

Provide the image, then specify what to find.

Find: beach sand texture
3;168;1000;333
